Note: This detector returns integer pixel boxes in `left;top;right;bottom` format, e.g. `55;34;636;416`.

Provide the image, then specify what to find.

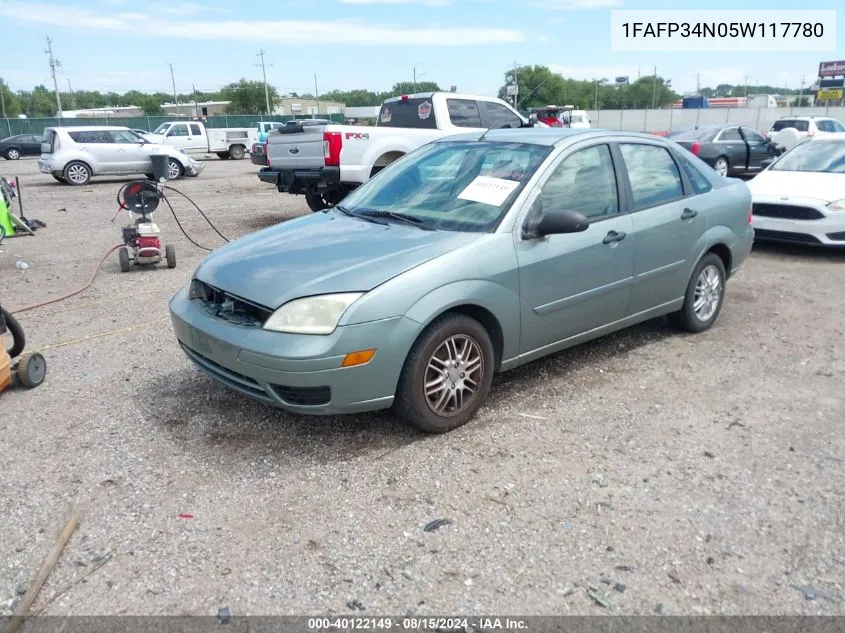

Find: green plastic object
0;196;15;237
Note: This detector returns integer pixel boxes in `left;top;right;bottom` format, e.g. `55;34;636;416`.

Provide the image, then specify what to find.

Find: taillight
690;142;701;156
323;132;342;167
264;140;269;167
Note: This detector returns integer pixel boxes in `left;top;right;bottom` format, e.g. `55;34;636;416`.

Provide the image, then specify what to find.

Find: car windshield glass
339;141;552;232
669;127;717;141
771;120;809;132
771;140;845;173
152;123;169;134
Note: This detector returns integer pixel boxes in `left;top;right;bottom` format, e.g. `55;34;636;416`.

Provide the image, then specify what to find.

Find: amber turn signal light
341;349;376;367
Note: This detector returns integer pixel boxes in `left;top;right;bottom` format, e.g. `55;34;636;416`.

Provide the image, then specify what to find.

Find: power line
45;36;63;116
255;49;273;115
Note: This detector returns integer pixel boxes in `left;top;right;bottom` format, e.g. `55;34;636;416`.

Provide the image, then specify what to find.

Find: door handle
602;230;626;244
681;208;698;220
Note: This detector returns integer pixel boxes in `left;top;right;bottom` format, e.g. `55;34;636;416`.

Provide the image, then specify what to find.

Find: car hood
748;170;845;202
194;212;481;309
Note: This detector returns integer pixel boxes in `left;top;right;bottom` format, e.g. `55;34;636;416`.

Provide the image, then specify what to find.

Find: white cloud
155;2;232;15
339;0;449;5
550;65;639;82
536;34;550;42
0;2;522;45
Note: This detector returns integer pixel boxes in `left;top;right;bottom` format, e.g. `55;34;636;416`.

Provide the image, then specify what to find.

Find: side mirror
528;113;538;127
523;200;589;239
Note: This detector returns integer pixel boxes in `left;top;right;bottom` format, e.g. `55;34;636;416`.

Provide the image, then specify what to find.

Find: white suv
767;116;845;142
38;126;205;186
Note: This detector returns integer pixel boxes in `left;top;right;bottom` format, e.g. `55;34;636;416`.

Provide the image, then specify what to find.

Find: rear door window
771;119;809;132
68;130;113;143
716;127;742;142
376;98;437;129
619;143;685;209
483;102;523;129
189;123;202;135
446;99;482;128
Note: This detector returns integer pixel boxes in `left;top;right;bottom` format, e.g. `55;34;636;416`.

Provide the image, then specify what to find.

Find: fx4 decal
345;132;370;140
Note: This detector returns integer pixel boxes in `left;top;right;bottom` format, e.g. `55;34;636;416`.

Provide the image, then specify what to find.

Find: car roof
776;115;834;120
48;125;132;132
434;128;665;147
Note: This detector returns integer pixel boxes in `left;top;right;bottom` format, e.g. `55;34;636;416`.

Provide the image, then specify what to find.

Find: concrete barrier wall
586;106;845;134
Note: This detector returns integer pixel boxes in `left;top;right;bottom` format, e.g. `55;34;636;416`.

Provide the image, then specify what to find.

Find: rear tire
713;156;729;177
668;253;727;333
394;314;495;434
63;161;91;186
2;307;25;358
165;244;176;269
229;145;245;160
118;246;131;272
305;192;329;212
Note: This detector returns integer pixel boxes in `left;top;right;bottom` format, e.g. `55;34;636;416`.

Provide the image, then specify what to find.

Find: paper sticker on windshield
418;101;432;120
380;108;392;123
457;176;520;207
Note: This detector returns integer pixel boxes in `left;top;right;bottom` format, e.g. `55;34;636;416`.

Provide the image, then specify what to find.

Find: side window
674;151;712;195
167;124;189;137
717;127;742;142
68;130;113;143
189;124;202;135
446;99;482;128
109;130;139;143
620;143;684;209
540;144;618;219
484;102;523;129
741;128;765;143
829;120;845;133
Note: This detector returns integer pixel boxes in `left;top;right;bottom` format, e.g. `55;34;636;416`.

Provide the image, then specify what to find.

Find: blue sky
0;0;842;98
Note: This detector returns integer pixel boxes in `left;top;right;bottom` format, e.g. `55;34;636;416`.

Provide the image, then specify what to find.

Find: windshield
339;141;552;232
152;123;170;134
771;140;845;173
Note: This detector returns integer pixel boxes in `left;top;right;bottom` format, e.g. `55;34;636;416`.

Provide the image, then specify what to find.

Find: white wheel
167;159;183;180
714;157;729;177
6;148;20;160
63;161;91;185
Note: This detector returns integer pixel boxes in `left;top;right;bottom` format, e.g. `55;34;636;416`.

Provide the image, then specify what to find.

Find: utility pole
696;73;701;95
256;49;272;115
513;62;519;111
0;77;7;119
594;79;599;111
45;36;63;117
66;78;74;110
744;74;749;99
192;84;200;119
169;63;180;116
413;66;417;93
314;74;320;118
799;73;806;105
651;66;657;109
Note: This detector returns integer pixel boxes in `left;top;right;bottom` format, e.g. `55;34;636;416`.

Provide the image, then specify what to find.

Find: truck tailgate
267;124;326;170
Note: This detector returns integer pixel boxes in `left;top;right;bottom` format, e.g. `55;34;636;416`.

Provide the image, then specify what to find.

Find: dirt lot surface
1;158;844;617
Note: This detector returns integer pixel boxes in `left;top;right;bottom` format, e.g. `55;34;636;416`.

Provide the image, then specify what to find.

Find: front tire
713;156;729;177
668;253;727;333
118;246;131;272
16;352;46;388
165;244;176;269
167;158;183;180
63;161;91;186
394;314;495;434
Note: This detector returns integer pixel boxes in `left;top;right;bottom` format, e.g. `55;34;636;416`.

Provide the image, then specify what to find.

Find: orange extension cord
9;244;123;316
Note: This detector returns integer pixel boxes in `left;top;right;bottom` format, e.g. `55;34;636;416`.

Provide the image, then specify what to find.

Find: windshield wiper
357;210;435;230
334;205;389;225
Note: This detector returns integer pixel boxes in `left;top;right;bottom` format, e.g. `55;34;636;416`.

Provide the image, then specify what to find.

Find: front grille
826;231;845;241
270;385;331;406
179;342;273;402
189;279;272;327
754;229;820;244
752;203;824;221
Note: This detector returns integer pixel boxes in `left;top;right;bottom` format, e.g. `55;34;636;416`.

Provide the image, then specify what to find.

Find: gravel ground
1;157;844;617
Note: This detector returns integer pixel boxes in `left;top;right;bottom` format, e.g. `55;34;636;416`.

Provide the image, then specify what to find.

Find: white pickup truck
144;121;258;160
258;92;543;210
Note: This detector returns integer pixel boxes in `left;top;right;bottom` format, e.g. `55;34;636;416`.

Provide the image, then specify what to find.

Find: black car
0;134;42;160
668;125;781;177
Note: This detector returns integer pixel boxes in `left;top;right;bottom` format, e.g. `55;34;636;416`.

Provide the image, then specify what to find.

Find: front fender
403;279;521;366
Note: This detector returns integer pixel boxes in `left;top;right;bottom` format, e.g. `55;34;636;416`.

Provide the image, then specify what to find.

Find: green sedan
169;128;754;433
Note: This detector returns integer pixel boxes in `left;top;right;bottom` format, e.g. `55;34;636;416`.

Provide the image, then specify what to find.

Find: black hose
2;307;25;358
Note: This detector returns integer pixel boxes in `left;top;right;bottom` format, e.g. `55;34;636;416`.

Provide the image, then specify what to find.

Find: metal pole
169;63;179;116
513;62;519;111
0;78;10;136
651;66;657;109
45;37;63;117
594;80;598;111
668;106;673;133
413;66;417;93
256;49;272;115
314;74;319;118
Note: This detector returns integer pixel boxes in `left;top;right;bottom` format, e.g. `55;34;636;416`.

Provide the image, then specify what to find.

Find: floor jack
115;180;176;273
1;303;46;393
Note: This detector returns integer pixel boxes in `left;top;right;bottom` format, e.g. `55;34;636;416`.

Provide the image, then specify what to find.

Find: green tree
321;89;382;107
138;95;164;116
388;81;441;96
18;85;58;117
0;78;22;118
220;79;278;114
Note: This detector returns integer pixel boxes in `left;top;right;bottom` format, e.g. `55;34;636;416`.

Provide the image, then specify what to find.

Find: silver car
37;126;204;186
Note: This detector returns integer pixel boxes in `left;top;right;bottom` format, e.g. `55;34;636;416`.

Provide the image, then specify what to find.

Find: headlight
827;199;845;212
262;293;363;335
